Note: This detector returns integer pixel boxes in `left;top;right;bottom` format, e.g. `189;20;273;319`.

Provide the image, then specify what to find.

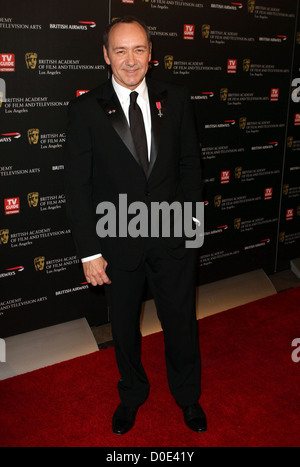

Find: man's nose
125;51;136;66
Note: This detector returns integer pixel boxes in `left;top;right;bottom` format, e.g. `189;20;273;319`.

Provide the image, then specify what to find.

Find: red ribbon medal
156;102;163;117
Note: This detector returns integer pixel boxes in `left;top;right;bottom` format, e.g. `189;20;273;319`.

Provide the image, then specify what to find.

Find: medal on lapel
156;102;163;118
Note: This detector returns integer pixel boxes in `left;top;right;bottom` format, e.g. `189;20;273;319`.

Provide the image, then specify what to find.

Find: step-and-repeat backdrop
1;0;299;337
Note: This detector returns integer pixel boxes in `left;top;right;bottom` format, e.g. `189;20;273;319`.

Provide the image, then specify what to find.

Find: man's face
103;22;152;90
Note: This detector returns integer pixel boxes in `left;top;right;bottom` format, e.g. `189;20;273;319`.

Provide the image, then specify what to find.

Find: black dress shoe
182;403;207;433
112;403;138;435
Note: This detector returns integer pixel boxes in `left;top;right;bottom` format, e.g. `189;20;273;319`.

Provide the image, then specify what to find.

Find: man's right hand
82;256;111;286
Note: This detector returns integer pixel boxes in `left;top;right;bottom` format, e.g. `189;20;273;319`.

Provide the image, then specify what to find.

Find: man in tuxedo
65;16;206;435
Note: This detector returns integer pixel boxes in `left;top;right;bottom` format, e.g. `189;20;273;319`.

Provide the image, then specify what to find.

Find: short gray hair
103;16;152;51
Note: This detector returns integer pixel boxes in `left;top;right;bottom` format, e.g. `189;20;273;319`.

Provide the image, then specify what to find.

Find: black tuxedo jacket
65;78;203;270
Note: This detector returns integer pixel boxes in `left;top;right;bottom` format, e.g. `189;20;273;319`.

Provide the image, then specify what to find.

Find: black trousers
105;238;201;408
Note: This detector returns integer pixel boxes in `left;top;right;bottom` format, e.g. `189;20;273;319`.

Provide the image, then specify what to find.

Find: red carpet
1;287;300;447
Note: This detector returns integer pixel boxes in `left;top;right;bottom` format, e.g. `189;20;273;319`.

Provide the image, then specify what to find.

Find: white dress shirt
112;76;152;160
81;77;152;264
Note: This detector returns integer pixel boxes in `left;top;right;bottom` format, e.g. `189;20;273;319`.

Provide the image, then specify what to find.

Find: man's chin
115;73;145;90
122;81;143;90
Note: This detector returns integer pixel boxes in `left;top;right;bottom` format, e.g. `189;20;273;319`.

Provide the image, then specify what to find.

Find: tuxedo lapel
96;79;168;179
97;82;142;170
147;83;168;179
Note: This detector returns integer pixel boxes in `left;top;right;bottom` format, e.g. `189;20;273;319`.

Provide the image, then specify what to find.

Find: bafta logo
234;218;241;230
239;117;247;130
248;0;255;13
214;195;222;208
0;229;9;245
287;136;293;148
28;128;39;145
283;184;289;196
25;52;38;70
27;192;39;208
243;59;251;72
34;256;45;271
220;88;228;102
202;25;210;39
279;232;285;243
164;55;174;70
235;167;242;179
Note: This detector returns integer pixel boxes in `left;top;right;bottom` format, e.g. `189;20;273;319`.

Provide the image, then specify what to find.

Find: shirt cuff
81;254;102;263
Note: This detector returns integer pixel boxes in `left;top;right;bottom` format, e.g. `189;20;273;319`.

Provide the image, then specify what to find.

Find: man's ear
149;43;152;62
103;45;111;66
